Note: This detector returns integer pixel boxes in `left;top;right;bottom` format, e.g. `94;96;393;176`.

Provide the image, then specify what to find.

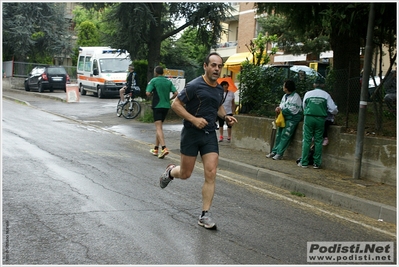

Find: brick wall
237;3;256;53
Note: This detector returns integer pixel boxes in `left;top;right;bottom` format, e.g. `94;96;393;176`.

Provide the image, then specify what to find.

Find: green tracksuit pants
272;114;302;156
301;115;325;166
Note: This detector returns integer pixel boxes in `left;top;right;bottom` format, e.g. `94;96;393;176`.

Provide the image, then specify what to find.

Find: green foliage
291;191;306;197
132;60;148;98
77;21;100;46
72;5;103;28
160;27;209;81
238;62;285;116
245;33;278;66
138;109;154;123
2;2;71;62
31;32;45;40
257;14;331;55
238;33;287;116
238;63;323;116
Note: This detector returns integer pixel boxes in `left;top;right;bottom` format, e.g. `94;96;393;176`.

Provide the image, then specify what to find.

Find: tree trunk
330;32;361;114
146;4;163;83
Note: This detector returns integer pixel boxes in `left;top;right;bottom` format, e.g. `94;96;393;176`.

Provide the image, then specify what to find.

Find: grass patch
290;191;306;197
138;109;154;123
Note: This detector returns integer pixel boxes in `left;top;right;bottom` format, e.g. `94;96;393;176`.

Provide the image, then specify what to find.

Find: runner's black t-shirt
177;76;224;132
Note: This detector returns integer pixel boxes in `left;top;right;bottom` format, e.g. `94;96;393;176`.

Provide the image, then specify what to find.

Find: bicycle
116;88;141;119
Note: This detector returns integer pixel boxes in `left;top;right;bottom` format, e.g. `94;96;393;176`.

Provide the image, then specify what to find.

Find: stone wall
232;115;396;185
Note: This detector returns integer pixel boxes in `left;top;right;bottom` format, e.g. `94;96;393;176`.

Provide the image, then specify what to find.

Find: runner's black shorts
153;108;169;122
180;126;219;157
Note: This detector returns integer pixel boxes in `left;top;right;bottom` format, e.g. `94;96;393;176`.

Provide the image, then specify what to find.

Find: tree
77;21;100;47
2;3;71;62
161;27;211;81
245;33;278;66
255;3;397;114
237;34;282;115
257;14;330;56
81;3;234;82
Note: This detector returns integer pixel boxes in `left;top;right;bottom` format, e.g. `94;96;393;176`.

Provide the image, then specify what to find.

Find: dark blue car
25;66;70;93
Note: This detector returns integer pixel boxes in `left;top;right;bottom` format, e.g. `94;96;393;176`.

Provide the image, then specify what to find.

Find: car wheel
38;82;43;93
80;84;86;95
97;87;104;99
24;81;30;91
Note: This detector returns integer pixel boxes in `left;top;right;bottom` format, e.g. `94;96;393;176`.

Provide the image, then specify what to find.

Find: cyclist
119;64;139;104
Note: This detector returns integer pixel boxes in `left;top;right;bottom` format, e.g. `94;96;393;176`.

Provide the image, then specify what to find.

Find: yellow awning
224;52;253;73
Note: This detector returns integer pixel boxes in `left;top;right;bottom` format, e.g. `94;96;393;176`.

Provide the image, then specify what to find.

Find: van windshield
99;58;131;73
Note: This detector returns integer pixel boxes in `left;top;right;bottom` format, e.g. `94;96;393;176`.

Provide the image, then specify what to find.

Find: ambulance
77;47;131;98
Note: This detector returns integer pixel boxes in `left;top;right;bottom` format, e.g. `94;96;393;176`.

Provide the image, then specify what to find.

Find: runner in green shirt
146;66;178;159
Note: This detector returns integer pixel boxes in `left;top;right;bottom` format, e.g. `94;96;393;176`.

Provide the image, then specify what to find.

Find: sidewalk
216;141;396;223
2;85;397;225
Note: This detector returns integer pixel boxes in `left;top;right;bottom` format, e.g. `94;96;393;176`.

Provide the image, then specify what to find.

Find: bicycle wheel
122;100;141;119
116;99;123;117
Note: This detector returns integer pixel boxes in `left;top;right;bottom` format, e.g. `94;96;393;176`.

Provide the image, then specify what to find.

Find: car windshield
47;67;67;75
288;66;324;83
99;58;131;73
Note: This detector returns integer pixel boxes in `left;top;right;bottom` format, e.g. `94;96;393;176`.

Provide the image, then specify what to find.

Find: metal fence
327;68;396;137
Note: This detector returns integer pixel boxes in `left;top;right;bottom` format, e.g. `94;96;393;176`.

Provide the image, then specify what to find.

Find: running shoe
150;148;158;156
198;212;217;229
272;154;283;160
266;152;276;158
218;136;223;142
297;162;308;168
160;164;175;189
158;148;169;159
323;137;329;146
313;164;321;169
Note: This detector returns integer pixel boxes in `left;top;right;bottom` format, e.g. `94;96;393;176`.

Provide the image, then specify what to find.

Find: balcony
210;41;238;58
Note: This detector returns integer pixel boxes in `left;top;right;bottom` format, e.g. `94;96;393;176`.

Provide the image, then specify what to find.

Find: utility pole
353;3;375;179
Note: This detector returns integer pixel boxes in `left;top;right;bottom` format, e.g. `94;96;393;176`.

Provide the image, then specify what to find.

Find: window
99;58;130;73
33;67;45;75
93;59;98;73
84;57;92;72
47;67;67;75
78;56;85;71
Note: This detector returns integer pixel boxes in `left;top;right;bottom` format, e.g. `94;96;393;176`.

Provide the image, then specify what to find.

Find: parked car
262;64;325;94
24;66;70;93
266;64;325;82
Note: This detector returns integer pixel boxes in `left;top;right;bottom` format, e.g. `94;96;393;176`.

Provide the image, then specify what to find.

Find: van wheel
97;87;104;99
80;84;86;95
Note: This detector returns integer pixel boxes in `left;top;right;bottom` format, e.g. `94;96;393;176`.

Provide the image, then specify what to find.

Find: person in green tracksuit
298;77;338;169
266;79;303;160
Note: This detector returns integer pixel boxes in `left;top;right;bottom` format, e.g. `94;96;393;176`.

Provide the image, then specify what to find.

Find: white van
77;47;131;98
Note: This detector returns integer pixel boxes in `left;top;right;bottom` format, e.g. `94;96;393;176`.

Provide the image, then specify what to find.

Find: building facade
212;3;394;80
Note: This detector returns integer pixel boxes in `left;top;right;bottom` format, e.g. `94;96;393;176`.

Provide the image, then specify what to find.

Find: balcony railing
212;41;238;49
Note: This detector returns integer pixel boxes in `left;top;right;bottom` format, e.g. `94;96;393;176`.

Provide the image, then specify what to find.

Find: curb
217;157;396;224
